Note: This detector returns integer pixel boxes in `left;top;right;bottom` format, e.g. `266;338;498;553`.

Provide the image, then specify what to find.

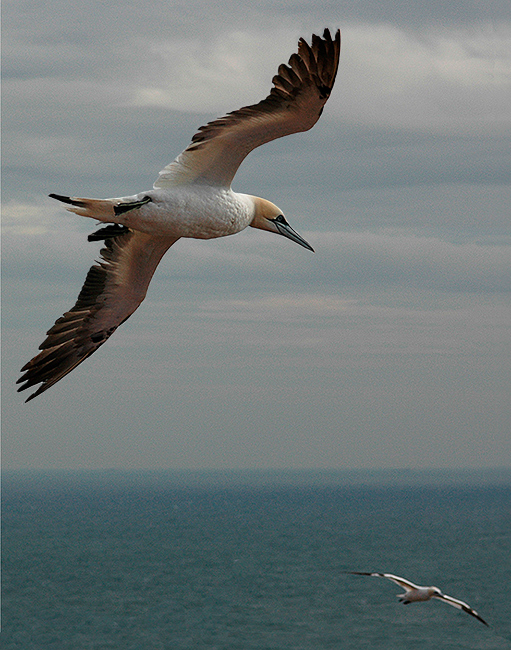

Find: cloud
2;201;58;236
8;19;508;136
4;16;510;210
125;23;511;138
314;230;511;293
132;30;300;113
335;23;511;134
142;228;511;296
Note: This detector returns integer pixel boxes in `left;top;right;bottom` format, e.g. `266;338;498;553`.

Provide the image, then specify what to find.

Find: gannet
346;572;489;626
17;29;340;402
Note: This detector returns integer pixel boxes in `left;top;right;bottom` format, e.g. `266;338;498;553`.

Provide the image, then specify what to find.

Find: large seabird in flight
346;571;489;626
18;29;341;401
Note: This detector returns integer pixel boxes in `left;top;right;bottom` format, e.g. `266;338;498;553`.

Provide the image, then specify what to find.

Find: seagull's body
17;29;341;401
347;572;489;626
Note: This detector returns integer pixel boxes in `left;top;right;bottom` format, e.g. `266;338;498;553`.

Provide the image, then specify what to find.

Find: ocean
2;469;511;649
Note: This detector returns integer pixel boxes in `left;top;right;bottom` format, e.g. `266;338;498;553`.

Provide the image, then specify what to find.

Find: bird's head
249;197;314;252
431;587;442;596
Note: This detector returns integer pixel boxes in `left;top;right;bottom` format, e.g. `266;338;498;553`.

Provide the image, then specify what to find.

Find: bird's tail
49;193;117;221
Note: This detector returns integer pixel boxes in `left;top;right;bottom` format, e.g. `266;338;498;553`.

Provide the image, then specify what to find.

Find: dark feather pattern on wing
18;228;177;401
87;223;131;241
154;29;341;188
188;29;340;151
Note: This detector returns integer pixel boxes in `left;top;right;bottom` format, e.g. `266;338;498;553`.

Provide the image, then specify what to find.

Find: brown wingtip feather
298;28;341;96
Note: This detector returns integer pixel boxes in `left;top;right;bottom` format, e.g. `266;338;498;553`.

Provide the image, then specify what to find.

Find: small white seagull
17;29;340;401
346;572;489;626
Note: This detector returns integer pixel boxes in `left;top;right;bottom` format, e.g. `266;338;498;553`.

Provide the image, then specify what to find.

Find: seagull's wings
18;226;178;401
347;572;419;591
434;593;489;626
154;28;340;189
378;573;420;591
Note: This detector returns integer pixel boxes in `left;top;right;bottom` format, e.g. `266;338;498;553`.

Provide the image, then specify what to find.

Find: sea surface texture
3;469;511;649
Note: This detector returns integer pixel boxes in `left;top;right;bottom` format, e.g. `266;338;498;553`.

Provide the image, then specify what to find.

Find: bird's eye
274;215;286;223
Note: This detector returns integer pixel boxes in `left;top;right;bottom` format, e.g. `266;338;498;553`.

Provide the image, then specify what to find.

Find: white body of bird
67;188;258;239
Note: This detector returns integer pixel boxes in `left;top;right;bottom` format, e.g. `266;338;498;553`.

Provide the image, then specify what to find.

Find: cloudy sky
3;0;510;471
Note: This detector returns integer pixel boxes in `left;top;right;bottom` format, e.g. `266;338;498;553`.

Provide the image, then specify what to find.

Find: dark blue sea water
2;470;511;649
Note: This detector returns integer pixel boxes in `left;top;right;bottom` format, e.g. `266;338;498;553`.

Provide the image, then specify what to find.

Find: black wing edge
17;226;134;402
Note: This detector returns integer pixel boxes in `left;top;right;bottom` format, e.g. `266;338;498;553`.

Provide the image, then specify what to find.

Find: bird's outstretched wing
18;226;178;401
154;28;341;189
435;593;489;626
346;572;419;591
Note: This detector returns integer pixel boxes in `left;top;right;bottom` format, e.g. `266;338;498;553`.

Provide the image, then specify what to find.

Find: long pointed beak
274;219;314;252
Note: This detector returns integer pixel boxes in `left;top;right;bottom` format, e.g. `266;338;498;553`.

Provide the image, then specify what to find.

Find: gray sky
3;0;510;471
